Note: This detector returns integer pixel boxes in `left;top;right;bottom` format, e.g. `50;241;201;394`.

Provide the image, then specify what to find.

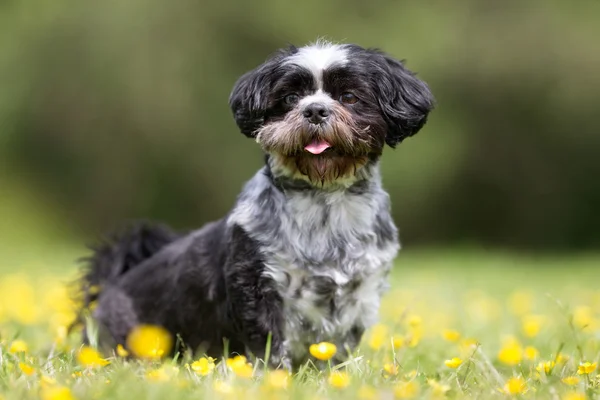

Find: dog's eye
339;92;358;104
284;94;300;105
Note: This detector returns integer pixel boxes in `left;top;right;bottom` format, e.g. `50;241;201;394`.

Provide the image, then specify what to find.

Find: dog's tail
71;222;178;328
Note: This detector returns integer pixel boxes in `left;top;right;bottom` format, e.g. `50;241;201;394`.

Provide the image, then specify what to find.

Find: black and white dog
79;40;434;369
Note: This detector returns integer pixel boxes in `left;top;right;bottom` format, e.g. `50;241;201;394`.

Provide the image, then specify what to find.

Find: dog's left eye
284;94;300;105
339;92;358;104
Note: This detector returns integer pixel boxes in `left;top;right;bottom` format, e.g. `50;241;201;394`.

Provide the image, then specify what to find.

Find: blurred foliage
1;0;599;250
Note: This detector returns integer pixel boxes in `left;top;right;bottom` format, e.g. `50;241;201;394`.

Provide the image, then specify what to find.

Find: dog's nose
303;103;330;124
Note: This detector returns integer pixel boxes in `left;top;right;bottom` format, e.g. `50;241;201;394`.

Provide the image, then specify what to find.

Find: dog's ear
229;49;292;137
368;50;435;147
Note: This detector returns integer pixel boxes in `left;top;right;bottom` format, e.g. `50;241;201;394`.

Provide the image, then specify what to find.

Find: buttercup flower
309;342;337;361
191;357;216;376
394;381;420;398
522;315;545;338
562;376;580;385
563;393;586;400
116;344;129;357
524;346;539;361
19;362;35;376
442;329;461;342
502;377;527;395
9;339;28;354
498;339;522;366
383;363;399;376
226;355;253;378
577;362;597;375
146;365;179;382
427;379;450;397
41;386;75;400
126;324;173;360
267;370;291;389
444;357;463;368
535;360;555;375
392;335;405;349
367;324;389;350
77;346;110;368
328;371;350;389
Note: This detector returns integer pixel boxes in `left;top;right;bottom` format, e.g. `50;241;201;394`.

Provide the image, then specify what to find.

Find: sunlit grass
1;250;599;399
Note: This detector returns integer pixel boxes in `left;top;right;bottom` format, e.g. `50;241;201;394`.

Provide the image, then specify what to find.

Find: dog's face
229;41;434;185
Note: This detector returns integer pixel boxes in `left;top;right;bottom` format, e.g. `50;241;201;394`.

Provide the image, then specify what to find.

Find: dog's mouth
304;139;332;155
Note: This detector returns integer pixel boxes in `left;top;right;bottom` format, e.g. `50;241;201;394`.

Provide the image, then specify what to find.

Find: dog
78;40;434;369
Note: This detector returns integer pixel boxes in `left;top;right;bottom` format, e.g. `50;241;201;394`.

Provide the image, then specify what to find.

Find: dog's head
229;40;434;186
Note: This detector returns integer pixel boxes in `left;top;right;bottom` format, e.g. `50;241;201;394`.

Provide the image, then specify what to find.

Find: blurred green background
1;0;600;268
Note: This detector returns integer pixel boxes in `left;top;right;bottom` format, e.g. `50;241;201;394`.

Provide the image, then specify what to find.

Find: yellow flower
126;324;173;360
266;370;290;389
392;335;405;350
502;377;527;395
77;346;110;368
444;357;463;368
573;306;593;329
19;362;35;376
394;381;420;398
40;376;57;388
524;346;539;361
427;379;450;397
562;393;586;400
0;274;39;324
309;342;337;361
226;355;253;378
557;353;570;364
116;344;129;357
357;385;377;400
367;324;389;350
522;315;545;337
383;363;399;376
407;314;422;327
146;365;178;382
328;371;350;389
562;376;581;385
442;329;461;342
577;362;597;375
191;357;216;376
41;386;75;400
535;360;555;375
9;339;28;353
498;339;522;366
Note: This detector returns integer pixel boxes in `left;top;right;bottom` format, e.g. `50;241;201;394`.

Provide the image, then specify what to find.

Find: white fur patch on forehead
284;41;348;88
298;90;335;107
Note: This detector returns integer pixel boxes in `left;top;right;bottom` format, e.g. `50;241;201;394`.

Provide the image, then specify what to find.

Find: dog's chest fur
228;166;399;359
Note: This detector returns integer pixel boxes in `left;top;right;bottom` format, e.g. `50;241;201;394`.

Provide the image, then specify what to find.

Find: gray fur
228;163;399;361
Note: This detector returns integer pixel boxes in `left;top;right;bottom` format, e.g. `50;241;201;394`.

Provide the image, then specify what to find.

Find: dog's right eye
284;94;299;105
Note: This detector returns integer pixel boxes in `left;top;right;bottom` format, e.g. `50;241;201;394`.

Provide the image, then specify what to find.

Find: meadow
1;247;599;400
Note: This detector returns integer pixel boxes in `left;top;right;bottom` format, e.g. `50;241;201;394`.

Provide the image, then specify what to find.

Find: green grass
1;249;599;399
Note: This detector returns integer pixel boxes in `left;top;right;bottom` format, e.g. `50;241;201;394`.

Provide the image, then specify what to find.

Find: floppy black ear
368;50;435;147
229;49;292;137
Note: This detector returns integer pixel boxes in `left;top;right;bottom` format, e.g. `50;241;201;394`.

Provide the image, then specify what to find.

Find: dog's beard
256;106;376;185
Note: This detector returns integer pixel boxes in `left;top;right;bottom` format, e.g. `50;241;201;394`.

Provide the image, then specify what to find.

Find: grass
0;248;599;399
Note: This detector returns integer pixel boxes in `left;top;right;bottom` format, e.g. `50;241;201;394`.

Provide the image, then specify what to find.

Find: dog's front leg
225;226;290;369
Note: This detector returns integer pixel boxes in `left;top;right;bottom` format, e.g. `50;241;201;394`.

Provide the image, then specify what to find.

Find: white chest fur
228;167;399;359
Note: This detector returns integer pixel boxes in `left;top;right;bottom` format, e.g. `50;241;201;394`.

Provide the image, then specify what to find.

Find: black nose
303;103;330;124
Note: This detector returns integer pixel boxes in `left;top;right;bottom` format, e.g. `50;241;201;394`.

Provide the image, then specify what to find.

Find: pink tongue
304;140;331;155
